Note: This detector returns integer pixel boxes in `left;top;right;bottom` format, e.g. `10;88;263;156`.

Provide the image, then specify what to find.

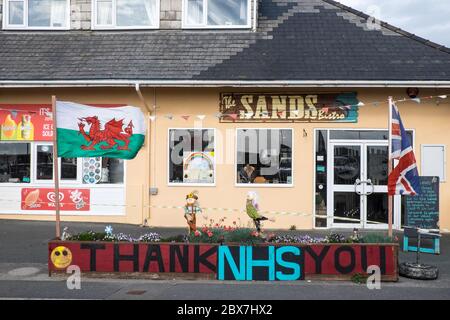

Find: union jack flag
388;102;421;195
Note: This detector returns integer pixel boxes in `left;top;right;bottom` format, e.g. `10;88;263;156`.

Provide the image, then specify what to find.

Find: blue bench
403;227;440;254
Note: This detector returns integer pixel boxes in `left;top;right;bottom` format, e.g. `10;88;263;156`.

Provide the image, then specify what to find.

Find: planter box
48;241;399;282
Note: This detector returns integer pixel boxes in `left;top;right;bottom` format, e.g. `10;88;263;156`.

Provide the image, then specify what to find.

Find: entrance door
328;142;389;229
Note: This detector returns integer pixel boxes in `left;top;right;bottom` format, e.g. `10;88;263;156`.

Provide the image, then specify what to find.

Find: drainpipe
252;0;258;32
135;83;154;227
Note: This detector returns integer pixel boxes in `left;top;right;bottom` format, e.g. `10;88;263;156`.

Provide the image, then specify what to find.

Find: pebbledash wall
0;87;449;231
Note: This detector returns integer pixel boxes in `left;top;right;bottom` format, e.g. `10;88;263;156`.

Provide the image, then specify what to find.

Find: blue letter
276;246;301;281
246;246;275;281
218;246;246;281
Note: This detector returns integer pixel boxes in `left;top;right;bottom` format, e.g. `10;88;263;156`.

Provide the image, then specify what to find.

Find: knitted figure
246;191;274;233
184;191;202;233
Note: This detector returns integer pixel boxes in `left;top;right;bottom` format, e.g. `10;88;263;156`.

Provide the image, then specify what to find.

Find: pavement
0;219;449;300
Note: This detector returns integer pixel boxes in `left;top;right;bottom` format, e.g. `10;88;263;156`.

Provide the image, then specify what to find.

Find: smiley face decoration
50;246;73;269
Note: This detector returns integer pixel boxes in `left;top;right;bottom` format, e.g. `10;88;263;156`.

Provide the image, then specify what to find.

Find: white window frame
0;141;32;184
421;144;446;182
0;141;125;187
235;128;294;188
167;128;216;187
33;142;81;184
182;0;252;29
34;142;57;183
92;0;160;30
2;0;70;30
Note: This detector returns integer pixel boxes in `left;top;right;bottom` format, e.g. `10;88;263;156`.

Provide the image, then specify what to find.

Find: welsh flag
56;101;146;159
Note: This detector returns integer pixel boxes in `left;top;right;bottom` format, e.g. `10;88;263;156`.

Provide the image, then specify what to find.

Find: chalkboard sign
405;176;439;229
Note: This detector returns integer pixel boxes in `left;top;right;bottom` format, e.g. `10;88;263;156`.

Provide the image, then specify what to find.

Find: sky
336;0;450;47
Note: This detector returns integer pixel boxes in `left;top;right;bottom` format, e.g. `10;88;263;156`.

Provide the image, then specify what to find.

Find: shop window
93;0;159;29
61;157;77;180
168;129;215;185
236;129;293;186
33;144;123;184
82;157;124;184
0;142;31;183
36;144;53;180
329;130;413;143
35;144;78;181
315;130;327;228
4;0;70;29
183;0;250;28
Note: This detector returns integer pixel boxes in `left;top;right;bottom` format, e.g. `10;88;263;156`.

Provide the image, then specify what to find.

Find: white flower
105;225;113;235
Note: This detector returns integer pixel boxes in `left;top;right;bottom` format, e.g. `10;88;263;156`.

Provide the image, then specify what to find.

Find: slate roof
1;0;450;82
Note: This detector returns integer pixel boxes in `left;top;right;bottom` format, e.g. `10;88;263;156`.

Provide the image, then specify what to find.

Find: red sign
0;104;53;141
48;243;218;273
21;188;90;211
47;242;398;281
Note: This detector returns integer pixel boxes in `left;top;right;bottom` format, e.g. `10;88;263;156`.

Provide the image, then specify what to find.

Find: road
0;219;449;300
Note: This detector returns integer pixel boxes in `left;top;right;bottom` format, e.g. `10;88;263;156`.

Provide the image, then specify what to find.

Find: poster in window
82;157;103;184
0;104;53;141
183;152;214;184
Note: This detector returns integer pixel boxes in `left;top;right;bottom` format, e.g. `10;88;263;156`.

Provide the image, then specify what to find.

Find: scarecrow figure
184;190;202;234
246;191;274;233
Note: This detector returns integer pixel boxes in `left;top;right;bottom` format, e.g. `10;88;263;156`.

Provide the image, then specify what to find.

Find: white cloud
335;0;450;47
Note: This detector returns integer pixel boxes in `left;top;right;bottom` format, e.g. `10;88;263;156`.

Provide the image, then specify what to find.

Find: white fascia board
1;80;450;88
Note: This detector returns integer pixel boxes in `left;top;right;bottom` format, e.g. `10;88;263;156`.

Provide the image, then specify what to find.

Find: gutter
1;80;450;88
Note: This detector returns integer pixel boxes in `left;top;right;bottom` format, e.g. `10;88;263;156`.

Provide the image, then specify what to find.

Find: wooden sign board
219;92;359;123
405;176;440;229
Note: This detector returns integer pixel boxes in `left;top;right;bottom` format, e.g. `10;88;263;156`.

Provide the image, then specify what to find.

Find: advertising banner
21;188;90;211
0;104;53;141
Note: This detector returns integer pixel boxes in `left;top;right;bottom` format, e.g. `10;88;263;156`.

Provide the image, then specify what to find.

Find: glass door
328;142;390;229
328;143;363;228
364;144;389;229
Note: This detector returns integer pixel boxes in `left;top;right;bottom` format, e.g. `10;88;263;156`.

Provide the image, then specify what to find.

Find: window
4;0;69;29
0;142;124;184
236;129;293;186
36;144;53;180
421;145;446;182
93;0;159;29
183;0;250;28
61;157;77;180
0;143;31;183
168;129;215;185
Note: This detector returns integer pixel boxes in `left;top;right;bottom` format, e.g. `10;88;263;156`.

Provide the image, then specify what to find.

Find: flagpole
52;96;61;239
388;96;393;237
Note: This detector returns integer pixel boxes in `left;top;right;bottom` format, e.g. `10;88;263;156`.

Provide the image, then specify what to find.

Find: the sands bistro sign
219;92;359;123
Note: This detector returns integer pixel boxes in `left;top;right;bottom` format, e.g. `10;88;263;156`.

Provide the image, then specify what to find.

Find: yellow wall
0;87;449;231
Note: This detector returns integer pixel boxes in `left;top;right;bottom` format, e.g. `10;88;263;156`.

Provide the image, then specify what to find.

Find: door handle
354;179;374;196
354;179;363;195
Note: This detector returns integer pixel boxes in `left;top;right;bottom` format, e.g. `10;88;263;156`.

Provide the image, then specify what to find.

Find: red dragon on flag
77;116;134;151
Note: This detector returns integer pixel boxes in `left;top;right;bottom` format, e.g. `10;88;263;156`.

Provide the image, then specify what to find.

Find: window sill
0;183;125;188
2;27;71;31
91;26;160;31
235;183;294;188
168;183;216;187
181;25;252;30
